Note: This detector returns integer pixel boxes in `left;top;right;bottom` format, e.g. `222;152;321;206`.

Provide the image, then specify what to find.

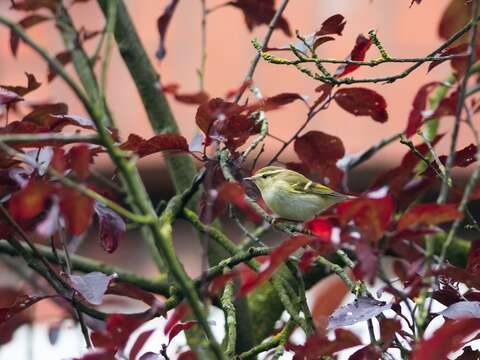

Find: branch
438;1;480;204
0;133;101;145
0;239;170;295
234;0;290;102
96;0;198;195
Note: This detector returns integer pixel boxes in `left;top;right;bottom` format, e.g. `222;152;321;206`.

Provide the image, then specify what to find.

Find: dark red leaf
164;303;190;336
107;283;165;312
94;202;126;253
328;296;391;329
73;349;116;360
59;188;94;235
209;271;238;295
9;14;50;56
349;345;380;360
91;314;146;351
315;14;346;37
294;130;345;168
10;0;59;11
457;346;480;360
334;88;388;123
195;98;259;150
411;319;480;360
168;321;198;344
129;329;155;360
292;329;361;359
48;51;72;82
240;235;311;295
69;272;114;305
262;92;304;110
313;36;335;50
1;73;41;97
336;189;394;242
228;0;291;36
218;182;262;222
162;83;210;105
50;148;66;173
224;80;253;100
335;34;372;78
9;180;54;221
68;144;92;180
355;242;378;284
410;0;423;6
467;240;480;275
427;44;470;73
0;293;53;325
177;351;198;360
120;133;189;158
156;0;180;60
438;0;472;44
397;203;462;230
404;82;440;137
380;318;401;348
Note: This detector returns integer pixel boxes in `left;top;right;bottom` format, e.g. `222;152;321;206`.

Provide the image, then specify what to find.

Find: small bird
245;166;353;222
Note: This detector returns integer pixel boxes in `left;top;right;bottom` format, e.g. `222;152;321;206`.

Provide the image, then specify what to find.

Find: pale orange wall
0;0;468;170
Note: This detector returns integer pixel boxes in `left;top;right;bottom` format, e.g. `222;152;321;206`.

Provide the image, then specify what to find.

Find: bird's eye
262;174;267;179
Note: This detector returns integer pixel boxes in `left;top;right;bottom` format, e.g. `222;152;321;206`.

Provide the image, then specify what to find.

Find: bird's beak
244;176;254;181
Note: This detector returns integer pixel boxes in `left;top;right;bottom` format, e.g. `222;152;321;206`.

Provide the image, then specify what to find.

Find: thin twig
438;1;480;204
234;0;290;102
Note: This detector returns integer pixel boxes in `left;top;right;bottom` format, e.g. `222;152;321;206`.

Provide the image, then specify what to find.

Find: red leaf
467;240;480;275
73;349;116;360
380;318;401;348
224;80;253;100
334;88;388;123
164;303;190;336
336;189;394;242
292;329;361;359
9;14;49;56
91;314;146;351
335;34;372;78
94;203;126;253
107;283;165;312
1;73;41;98
120;133;189;158
305;216;333;241
162;83;210;105
195;98;259;150
59;188;94;235
438;0;472;43
355;242;378;284
240;235;311;295
48;51;72;82
411;319;480;360
427;44;471;73
0;294;54;324
156;0;180;60
50;148;66;173
397;203;462;231
228;0;291;36
294;130;345;168
168;321;198;345
262;92;304;110
129;329;155;360
9;180;54;221
315;14;346;37
68;144;92;180
10;0;59;11
218;182;262;222
405;82;440;137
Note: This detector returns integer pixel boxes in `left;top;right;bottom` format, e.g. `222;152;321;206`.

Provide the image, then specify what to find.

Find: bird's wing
291;179;344;197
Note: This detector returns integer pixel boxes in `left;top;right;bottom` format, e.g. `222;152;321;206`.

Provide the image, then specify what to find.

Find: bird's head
244;166;286;191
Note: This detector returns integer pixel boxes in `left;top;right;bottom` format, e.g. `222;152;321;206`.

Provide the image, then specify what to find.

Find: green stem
221;278;236;358
0;239;170;295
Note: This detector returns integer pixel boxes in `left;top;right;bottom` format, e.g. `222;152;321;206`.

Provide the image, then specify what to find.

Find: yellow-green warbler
245;166;354;222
